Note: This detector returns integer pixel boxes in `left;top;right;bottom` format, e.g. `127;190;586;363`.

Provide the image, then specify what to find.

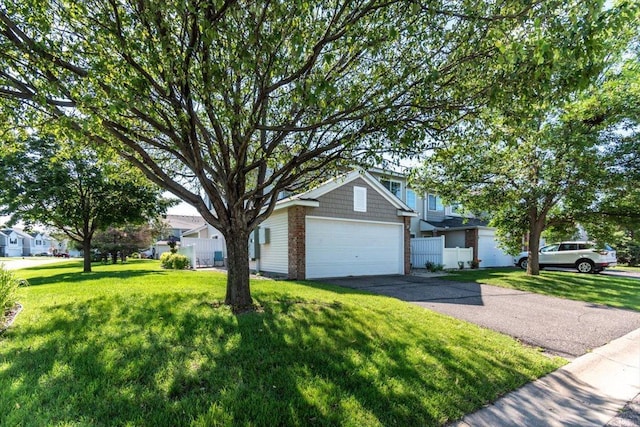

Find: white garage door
478;230;513;267
306;217;404;279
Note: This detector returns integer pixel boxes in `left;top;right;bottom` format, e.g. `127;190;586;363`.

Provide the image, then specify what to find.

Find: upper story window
428;194;443;211
35;239;43;246
406;189;417;210
9;238;17;245
380;179;402;199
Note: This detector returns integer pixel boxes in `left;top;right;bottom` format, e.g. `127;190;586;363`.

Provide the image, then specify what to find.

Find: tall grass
0;264;19;321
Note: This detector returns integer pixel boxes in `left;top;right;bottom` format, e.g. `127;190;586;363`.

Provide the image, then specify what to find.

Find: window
9;238;17;245
380;179;402;198
406;189;417;209
450;203;462;214
354;186;367;212
428;194;443;211
559;243;578;251
35;239;42;246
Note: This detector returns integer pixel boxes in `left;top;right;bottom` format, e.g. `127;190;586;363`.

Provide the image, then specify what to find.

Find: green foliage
160;252;190;270
425;261;445;272
0;135;172;272
2;0;623;306
0;260;563;425
0;264;19;319
410;1;640;271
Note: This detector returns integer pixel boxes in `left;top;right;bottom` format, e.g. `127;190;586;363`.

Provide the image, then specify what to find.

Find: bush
0;264;19;321
160;252;190;270
425;261;444;272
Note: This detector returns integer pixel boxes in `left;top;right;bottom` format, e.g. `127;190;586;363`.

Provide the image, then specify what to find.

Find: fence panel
443;247;473;270
410;236;444;268
181;238;226;268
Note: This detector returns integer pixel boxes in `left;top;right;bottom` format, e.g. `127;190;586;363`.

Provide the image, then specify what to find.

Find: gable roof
275;170;417;216
163;214;207;230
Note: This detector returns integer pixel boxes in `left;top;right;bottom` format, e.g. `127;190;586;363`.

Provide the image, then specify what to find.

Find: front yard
445;268;640;311
0;260;563;426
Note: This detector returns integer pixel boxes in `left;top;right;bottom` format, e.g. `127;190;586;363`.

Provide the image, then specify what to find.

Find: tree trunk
82;239;92;273
526;218;544;276
223;229;253;311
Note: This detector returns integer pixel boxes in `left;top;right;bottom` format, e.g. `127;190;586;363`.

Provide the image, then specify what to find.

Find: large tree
410;1;639;275
0;136;171;272
0;0;613;307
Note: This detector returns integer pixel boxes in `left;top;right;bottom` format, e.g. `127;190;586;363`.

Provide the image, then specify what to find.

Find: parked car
55;252;70;258
514;241;617;273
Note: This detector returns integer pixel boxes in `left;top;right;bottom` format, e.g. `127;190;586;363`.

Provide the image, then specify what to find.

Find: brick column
288;206;306;280
404;217;412;274
465;228;479;261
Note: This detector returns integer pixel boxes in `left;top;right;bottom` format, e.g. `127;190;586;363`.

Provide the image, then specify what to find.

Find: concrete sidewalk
453;328;640;427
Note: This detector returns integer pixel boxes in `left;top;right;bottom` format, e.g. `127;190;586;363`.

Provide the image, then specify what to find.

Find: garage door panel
478;234;513;267
306;217;403;279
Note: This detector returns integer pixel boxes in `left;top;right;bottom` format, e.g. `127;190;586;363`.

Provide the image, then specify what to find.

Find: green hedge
160;252;190;270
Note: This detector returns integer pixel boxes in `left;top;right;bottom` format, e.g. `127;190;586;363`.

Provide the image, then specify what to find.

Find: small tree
0;136;173;272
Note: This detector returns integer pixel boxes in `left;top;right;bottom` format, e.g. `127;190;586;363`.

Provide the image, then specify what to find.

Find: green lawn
0;260;563;426
446;268;640;311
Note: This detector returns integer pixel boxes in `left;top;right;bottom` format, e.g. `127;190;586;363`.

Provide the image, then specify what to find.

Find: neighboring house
26;232;56;256
368;168;513;267
1;229;26;257
249;170;417;279
0;229;58;257
0;230;7;257
163;214;207;240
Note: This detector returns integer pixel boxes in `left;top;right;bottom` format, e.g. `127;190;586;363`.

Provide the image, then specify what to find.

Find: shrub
0;264;19;321
160;252;190;270
425;261;444;272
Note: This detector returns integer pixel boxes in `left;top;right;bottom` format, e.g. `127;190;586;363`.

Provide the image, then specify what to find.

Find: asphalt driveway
321;275;640;359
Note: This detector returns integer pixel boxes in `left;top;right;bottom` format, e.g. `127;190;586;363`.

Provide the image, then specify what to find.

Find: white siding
258;210;289;274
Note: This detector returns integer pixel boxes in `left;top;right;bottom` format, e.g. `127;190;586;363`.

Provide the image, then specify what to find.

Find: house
25;232;56;256
0;230;7;257
249;170;417;279
0;229;58;257
1;229;26;257
163;214;207;239
368;168;513;268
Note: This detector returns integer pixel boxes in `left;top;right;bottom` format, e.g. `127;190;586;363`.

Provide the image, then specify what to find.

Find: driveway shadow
317;275;640;359
318;275;485;306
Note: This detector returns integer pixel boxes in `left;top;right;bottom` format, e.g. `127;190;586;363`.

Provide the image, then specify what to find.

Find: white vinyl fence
411;236;444;268
411;236;473;270
179;237;226;269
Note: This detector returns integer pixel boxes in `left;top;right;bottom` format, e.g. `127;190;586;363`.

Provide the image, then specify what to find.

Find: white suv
514;241;617;273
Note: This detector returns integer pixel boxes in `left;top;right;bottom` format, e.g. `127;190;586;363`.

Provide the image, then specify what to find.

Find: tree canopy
0;136;171;272
410;2;639;274
0;0;627;306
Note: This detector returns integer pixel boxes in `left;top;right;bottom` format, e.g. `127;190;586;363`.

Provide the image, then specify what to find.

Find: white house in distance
0;228;57;257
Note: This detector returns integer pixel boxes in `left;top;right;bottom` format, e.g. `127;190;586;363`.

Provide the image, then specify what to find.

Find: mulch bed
1;303;22;334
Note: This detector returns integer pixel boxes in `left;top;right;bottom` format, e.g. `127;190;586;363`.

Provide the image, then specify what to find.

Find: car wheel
518;258;528;270
576;259;595;273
